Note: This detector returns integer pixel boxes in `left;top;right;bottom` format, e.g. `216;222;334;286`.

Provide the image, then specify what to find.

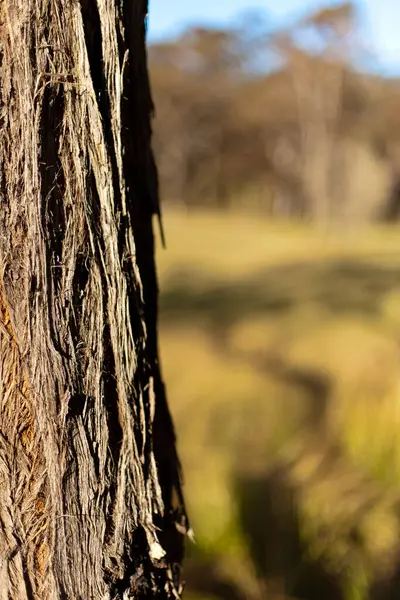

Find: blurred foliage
149;2;400;224
157;209;400;600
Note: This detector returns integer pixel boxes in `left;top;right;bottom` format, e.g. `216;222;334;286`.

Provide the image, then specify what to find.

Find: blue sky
148;0;400;75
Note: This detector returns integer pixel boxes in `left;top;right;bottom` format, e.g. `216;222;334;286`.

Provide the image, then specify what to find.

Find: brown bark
0;1;188;598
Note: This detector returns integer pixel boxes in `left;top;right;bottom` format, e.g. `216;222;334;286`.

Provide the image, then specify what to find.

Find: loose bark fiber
0;1;187;598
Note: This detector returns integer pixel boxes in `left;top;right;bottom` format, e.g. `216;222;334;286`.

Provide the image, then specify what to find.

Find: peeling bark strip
0;1;187;598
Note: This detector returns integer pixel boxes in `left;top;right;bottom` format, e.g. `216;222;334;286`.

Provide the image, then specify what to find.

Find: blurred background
149;1;400;598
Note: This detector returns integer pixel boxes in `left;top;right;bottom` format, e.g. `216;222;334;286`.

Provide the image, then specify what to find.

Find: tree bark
0;1;187;598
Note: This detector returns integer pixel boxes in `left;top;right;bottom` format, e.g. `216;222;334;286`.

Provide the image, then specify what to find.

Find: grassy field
156;209;400;600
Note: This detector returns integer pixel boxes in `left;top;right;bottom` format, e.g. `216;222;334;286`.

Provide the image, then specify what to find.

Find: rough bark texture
0;1;188;598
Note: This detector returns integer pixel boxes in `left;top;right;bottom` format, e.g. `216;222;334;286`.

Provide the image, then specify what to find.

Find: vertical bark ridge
0;1;187;597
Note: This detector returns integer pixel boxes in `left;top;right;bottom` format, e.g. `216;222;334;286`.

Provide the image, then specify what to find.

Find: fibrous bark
0;1;188;598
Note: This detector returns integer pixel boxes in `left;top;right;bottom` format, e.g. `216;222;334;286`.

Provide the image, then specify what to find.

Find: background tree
149;1;398;222
272;3;359;223
0;1;187;598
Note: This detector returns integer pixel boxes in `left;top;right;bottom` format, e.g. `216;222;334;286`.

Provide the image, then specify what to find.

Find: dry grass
157;208;400;600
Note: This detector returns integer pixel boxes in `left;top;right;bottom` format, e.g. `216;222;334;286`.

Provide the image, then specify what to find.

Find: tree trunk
0;1;188;598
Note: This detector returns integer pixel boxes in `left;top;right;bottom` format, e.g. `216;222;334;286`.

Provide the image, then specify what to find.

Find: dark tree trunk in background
0;1;187;598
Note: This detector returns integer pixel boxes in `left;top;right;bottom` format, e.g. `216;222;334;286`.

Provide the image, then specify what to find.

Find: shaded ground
161;259;400;329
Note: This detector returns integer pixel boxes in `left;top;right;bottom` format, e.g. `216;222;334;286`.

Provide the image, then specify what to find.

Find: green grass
156;209;400;600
